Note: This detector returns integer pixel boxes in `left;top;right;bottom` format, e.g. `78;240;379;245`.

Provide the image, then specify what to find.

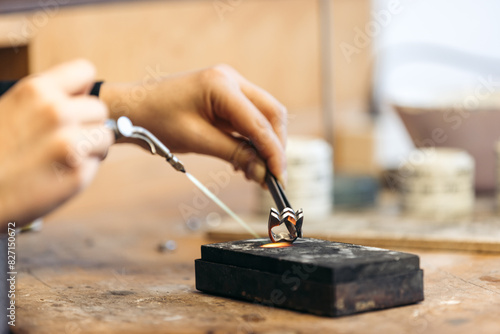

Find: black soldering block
195;238;423;317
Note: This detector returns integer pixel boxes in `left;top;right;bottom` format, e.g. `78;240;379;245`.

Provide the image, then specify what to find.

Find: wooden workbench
13;146;500;334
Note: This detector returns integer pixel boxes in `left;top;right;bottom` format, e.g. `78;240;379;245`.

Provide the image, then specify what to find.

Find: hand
0;59;113;228
101;64;287;185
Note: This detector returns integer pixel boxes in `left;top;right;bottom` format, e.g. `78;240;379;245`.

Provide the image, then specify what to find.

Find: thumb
43;59;96;96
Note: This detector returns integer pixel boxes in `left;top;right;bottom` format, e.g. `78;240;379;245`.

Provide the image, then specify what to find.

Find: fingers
0;59;107;226
71;125;114;161
43;59;96;96
72;157;101;191
213;85;286;184
51;125;114;168
240;83;287;148
38;60;112;163
60;96;109;125
220;66;288;148
187;124;268;184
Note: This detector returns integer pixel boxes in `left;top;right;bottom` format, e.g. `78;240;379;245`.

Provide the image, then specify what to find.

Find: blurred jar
496;141;500;212
399;148;474;220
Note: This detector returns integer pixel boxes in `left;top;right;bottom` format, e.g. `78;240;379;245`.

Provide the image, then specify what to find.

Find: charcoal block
195;238;424;316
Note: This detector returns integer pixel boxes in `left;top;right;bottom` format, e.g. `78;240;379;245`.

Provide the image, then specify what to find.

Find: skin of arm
0;61;287;230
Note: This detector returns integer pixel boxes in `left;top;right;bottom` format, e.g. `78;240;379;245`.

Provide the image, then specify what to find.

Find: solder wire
185;172;260;238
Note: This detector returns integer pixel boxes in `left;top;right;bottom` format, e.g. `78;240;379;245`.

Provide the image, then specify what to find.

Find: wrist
99;82;150;147
99;82;134;120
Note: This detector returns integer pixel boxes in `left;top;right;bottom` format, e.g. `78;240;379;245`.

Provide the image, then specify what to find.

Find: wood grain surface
13;145;500;334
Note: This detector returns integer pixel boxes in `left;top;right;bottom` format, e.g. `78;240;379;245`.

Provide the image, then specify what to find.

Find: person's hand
100;65;287;185
0;59;113;228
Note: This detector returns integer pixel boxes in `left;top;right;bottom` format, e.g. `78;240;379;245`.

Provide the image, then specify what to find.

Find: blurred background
2;0;500;250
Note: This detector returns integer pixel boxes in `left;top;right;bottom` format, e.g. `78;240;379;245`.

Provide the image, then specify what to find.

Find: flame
260;242;293;248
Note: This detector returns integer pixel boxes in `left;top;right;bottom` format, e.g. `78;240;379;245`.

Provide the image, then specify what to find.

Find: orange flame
260;242;293;248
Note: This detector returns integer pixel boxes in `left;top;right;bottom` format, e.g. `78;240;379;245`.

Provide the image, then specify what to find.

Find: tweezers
265;172;303;243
